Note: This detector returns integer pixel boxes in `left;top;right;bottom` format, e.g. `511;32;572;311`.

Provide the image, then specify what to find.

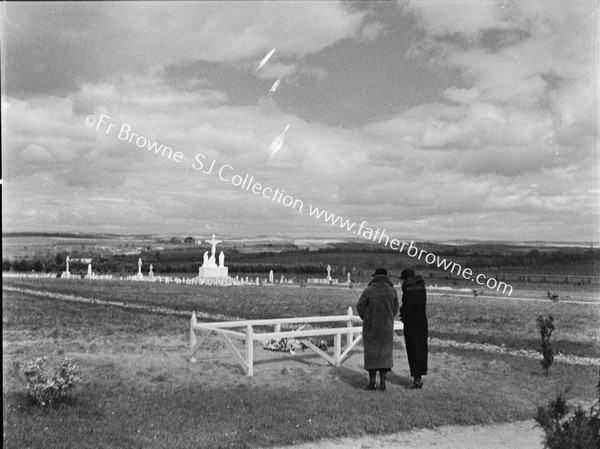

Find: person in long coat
356;267;399;391
399;268;428;389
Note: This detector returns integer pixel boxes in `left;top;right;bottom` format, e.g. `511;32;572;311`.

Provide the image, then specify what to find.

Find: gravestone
136;258;144;280
62;256;72;279
307;263;339;285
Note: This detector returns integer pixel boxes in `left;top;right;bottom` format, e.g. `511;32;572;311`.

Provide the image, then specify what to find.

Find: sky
1;1;598;243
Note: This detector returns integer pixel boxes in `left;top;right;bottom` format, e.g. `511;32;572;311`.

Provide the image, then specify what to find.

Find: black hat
400;268;415;280
372;268;388;276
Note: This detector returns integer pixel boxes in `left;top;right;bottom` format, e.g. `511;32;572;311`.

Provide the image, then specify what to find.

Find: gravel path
270;420;544;449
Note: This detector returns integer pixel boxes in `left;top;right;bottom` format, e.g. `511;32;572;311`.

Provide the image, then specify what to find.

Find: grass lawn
3;279;599;449
5;277;599;356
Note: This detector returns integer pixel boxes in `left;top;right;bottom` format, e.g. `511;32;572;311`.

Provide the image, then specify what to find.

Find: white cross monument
63;256;71;278
206;234;221;265
136;258;144;280
198;234;229;284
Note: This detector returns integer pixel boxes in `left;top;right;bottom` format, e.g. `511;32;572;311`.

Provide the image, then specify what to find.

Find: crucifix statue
205;233;222;260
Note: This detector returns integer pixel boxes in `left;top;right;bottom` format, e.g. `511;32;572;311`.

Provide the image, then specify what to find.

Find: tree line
3;248;598;275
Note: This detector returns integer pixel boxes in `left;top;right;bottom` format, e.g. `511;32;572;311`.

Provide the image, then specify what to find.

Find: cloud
404;1;509;38
3;71;375;232
359;21;386;41
4;1;368;97
2;1;597;243
366;1;596;178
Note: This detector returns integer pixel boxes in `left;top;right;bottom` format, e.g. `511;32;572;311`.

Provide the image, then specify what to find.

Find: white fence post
334;333;342;367
189;312;198;363
246;325;254;377
346;306;353;347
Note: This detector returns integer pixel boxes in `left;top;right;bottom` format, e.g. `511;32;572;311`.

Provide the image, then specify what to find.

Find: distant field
4;234;598;281
2;235;157;259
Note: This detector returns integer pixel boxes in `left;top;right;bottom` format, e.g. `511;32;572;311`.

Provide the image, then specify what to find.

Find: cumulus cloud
4;1;368;97
2;1;597;242
3;71;376;233
368;1;596;178
404;0;510;38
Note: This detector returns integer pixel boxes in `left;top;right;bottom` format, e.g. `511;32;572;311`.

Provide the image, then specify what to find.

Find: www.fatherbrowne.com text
306;208;513;296
86;114;514;296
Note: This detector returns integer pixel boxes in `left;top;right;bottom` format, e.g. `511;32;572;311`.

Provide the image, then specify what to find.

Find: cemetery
5;234;373;293
2;229;599;449
3;269;598;449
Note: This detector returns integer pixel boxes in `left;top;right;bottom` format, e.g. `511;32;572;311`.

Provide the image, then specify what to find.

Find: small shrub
22;356;81;406
535;370;600;449
536;315;555;374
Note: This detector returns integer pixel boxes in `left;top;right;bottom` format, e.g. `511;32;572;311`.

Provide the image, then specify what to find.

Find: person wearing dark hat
356;267;399;391
399;268;428;389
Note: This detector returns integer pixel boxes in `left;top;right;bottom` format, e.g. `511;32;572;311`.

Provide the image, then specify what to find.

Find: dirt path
270;420;544;449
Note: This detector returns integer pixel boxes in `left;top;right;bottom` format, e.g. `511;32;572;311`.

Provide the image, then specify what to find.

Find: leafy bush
22;356;81;406
536;315;555;374
535;370;600;449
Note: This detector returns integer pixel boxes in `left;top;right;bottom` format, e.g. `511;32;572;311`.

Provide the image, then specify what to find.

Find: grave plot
187;306;404;376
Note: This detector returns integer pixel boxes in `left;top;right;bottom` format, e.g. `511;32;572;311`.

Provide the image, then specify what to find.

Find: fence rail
188;306;404;376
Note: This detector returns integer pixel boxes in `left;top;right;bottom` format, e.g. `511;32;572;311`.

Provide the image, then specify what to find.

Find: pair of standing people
356;267;428;390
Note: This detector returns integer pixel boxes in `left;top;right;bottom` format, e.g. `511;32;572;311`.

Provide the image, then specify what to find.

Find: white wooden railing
188;306;403;376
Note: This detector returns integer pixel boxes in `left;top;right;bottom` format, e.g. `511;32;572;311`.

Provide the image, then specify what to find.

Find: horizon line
2;230;598;247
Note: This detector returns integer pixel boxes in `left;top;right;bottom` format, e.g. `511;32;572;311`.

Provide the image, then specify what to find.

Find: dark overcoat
400;275;428;377
356;274;399;370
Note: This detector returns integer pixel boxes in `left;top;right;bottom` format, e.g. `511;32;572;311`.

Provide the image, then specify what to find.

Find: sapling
536;315;555;374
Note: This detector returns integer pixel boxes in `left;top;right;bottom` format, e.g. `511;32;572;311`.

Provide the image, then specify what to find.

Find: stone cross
65;256;70;273
327;265;332;279
87;264;92;276
269;270;274;283
138;258;142;274
206;233;222;258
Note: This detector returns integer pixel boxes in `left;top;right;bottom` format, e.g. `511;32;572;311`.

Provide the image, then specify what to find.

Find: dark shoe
365;383;377;390
409;380;423;389
380;382;386;391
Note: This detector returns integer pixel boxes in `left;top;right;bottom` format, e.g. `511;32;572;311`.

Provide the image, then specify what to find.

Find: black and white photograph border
2;1;599;448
